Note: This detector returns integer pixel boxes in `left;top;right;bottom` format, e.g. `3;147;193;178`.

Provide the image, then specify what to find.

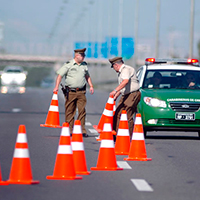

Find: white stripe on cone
100;140;114;148
61;127;70;136
16;134;27;143
103;109;113;117
49;105;59;112
135;116;142;125
132;132;144;140
73;126;82;134
13;149;29;158
71;142;84;151
107;97;114;104
57;145;72;154
117;129;129;136
103;123;112;131
52;94;58;100
120;114;128;121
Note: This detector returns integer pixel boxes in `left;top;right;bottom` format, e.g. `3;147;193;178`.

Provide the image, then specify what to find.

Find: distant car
0;66;27;86
137;58;200;137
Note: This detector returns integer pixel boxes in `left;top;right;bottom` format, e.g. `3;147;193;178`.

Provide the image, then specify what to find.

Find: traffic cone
124;113;152;161
0;165;9;185
96;118;116;142
40;92;61;128
7;125;40;184
115;110;130;155
93;95;114;133
91;123;123;171
47;122;82;180
71;120;90;175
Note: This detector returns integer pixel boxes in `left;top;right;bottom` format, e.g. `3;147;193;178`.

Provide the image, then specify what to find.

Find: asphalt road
0;87;200;200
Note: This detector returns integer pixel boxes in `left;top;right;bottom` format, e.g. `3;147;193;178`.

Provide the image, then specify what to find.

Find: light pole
155;0;160;58
189;0;194;58
118;0;123;56
133;0;139;68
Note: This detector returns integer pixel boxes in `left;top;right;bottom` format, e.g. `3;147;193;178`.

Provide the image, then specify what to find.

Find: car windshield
6;69;22;73
143;69;200;89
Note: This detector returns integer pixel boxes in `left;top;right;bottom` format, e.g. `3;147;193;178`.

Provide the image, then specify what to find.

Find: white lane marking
12;108;21;112
117;161;132;169
131;179;153;192
88;129;98;134
86;122;92;126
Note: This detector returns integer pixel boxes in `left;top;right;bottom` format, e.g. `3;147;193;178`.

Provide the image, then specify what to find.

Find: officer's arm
53;75;62;93
85;75;94;94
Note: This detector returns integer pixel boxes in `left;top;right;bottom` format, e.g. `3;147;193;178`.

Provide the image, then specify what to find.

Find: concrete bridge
0;54;109;68
0;54;144;85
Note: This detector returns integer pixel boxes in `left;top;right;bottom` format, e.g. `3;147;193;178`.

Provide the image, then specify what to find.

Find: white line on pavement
131;179;153;192
117;161;132;169
86;122;92;126
88;129;98;134
12;108;21;112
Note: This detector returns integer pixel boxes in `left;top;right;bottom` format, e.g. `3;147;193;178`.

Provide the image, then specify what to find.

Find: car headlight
144;97;167;108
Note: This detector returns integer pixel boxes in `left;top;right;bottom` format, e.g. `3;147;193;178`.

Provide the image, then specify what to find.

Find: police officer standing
109;57;141;139
53;48;94;137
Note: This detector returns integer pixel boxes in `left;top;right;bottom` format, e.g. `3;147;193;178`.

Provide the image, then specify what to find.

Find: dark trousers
113;90;141;138
65;91;87;134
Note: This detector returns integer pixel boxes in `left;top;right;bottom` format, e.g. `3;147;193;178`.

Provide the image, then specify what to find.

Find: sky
0;0;200;60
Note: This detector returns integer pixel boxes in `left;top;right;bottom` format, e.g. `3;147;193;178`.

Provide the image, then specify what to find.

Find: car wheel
144;130;147;138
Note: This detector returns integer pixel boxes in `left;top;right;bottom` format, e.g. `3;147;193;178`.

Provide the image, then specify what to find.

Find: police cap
74;48;86;55
109;57;123;68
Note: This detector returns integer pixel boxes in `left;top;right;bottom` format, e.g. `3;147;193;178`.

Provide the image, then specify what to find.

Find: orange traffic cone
91;123;123;171
124;113;152;161
47;122;82;180
40;92;61;128
115;110;130;155
7;125;40;184
96;118;116;142
93;95;114;133
71;120;90;175
0;165;9;185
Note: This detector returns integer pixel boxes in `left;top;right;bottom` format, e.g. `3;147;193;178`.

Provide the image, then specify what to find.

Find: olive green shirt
56;59;90;88
118;64;140;95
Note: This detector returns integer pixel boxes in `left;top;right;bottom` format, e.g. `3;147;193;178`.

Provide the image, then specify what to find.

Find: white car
0;66;27;86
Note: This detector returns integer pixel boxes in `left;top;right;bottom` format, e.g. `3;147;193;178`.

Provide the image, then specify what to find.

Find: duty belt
68;85;86;92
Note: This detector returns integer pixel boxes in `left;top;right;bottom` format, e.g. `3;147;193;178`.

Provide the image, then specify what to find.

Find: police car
137;58;200;137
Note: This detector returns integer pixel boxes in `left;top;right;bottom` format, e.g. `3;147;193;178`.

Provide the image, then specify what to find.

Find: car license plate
175;113;195;121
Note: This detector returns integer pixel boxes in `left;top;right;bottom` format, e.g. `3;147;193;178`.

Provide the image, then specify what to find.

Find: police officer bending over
53;48;94;137
109;57;141;139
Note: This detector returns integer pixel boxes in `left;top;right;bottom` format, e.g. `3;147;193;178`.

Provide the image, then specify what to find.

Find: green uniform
57;59;90;88
57;59;90;134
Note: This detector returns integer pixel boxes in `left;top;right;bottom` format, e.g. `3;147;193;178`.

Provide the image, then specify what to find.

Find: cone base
76;171;91;175
40;124;61;128
0;181;9;185
6;180;40;184
91;167;123;171
124;157;152;161
46;175;82;180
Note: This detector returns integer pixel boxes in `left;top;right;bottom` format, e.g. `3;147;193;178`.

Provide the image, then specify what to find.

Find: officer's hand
90;86;94;94
53;87;59;93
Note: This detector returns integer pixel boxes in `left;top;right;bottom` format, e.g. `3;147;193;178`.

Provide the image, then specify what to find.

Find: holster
60;84;69;100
